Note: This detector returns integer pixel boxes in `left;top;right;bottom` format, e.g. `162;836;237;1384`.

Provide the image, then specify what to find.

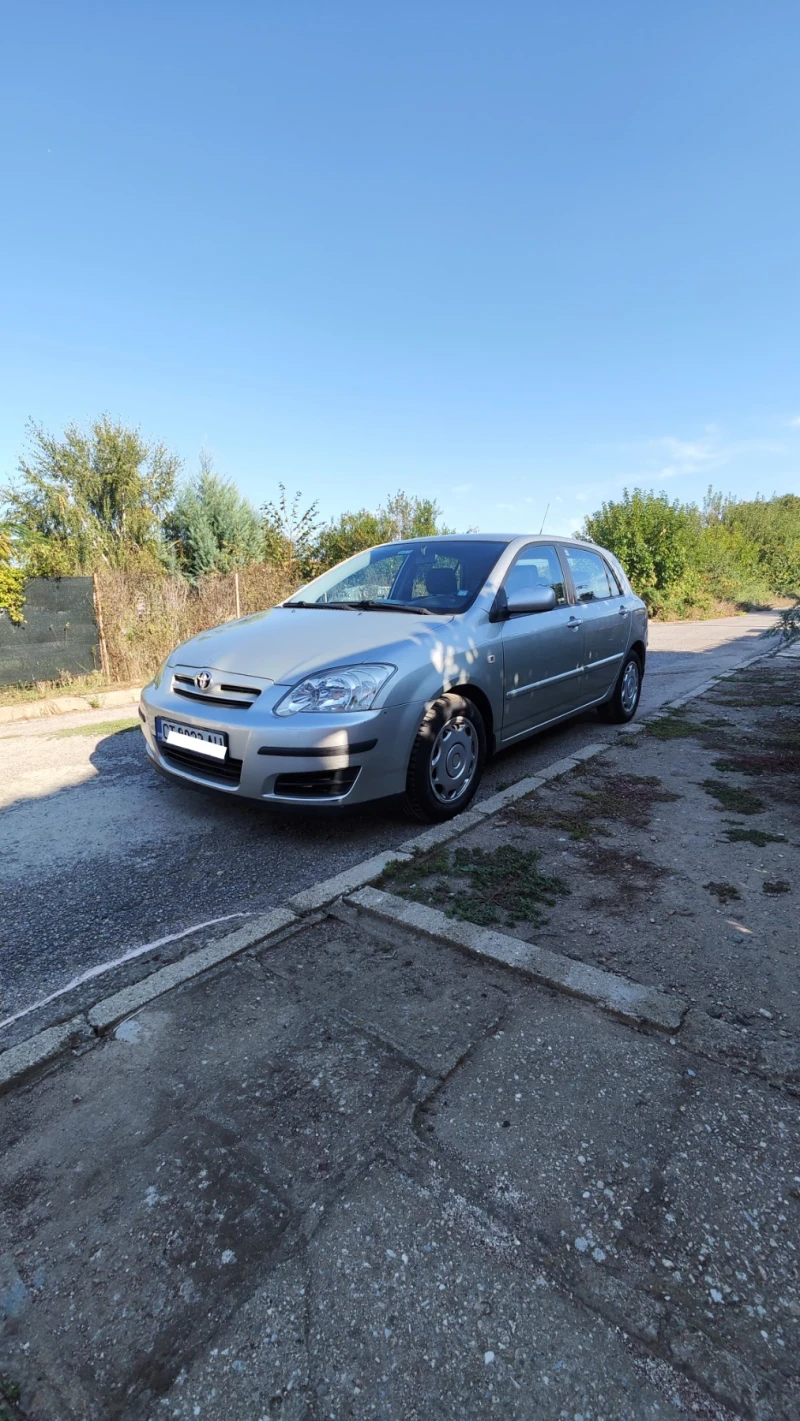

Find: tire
598;649;643;724
404;692;487;822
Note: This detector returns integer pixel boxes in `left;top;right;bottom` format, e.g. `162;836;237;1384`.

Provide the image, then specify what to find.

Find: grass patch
0;671;110;708
647;714;697;740
704;880;741;904
701;779;764;815
448;845;570;927
577;773;680;829
381;848;449;885
713;750;800;777
712;757;764;777
512;801;609;841
763;880;790;895
583;844;666;910
722;823;786;847
51;717;140;739
380;843;569;928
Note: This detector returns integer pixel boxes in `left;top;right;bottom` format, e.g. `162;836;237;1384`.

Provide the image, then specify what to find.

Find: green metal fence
0;577;99;686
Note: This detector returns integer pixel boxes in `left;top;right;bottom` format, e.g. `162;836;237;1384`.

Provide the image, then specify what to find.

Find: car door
499;544;584;741
562;545;630;701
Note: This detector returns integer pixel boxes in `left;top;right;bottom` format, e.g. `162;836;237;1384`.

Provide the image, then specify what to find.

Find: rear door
562;545;630;701
500;544;584;740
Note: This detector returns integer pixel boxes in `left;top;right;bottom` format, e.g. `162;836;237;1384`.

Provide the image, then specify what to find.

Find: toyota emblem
195;671;212;691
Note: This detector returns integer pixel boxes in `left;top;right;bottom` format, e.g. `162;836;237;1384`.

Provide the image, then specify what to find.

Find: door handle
568;617;582;629
618;605;630;615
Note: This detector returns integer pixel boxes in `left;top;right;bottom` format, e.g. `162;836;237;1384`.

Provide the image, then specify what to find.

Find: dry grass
95;566;298;683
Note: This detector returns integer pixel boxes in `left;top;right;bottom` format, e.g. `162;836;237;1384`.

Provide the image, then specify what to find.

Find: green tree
581;488;699;609
0;527;25;623
1;416;180;575
165;455;264;578
722;494;800;595
313;491;453;569
262;484;321;581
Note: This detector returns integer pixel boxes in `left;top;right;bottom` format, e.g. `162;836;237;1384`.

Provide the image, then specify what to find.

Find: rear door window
564;547;616;602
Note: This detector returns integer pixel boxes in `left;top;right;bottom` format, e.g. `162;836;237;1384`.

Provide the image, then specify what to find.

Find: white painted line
88;908;298;1032
0;912;254;1034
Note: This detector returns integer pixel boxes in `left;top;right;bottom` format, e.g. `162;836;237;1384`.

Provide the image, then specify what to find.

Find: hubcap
621;659;640;713
429;716;478;803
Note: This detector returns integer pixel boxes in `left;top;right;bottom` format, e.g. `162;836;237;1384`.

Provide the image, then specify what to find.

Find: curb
0;908;298;1096
0;647;781;1093
348;886;688;1032
0;685;143;725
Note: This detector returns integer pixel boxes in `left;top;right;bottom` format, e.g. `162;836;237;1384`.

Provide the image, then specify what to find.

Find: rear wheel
598;649;643;724
404;692;487;822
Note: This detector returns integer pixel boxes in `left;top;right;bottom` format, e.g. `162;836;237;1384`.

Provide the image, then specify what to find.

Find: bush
582;489;699;610
96;565;297;683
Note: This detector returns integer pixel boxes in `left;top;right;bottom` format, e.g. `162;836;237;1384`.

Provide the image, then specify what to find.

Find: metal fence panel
0;577;99;685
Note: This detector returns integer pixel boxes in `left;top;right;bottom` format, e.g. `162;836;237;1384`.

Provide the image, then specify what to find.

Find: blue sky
1;1;799;538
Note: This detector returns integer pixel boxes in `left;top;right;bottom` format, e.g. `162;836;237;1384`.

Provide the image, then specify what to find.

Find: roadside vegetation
1;417;798;686
583;487;800;619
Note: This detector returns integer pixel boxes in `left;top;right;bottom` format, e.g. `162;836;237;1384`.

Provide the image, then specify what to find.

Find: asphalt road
0;610;779;1022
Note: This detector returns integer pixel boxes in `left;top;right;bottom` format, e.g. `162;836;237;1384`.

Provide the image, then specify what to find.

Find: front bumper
139;671;423;807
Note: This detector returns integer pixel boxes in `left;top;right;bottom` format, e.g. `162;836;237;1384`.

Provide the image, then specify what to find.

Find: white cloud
789;417;800;428
648;432;785;481
450;482;473;494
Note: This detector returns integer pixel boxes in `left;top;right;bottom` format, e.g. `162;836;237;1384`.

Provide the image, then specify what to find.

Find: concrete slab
350;887;688;1031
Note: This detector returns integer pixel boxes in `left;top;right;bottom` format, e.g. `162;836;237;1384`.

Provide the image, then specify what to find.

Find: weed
380;842;570;928
763;880;791;895
704;881;741;904
647;716;697;740
51;717;140;739
701;779;764;815
0;1374;21;1421
722;823;786;847
379;848;449;888
713;757;763;777
512;801;608;841
765;722;800;752
714;750;800;777
449;844;570;927
578;773;679;829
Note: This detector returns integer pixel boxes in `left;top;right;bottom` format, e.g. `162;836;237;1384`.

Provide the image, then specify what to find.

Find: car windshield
285;540;505;614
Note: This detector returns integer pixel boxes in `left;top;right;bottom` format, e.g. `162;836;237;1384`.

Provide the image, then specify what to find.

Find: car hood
170;605;454;684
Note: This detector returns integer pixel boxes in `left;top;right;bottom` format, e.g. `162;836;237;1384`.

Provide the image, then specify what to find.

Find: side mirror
506;586;557;616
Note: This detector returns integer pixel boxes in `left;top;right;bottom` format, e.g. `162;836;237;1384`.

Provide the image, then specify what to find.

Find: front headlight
274;664;395;716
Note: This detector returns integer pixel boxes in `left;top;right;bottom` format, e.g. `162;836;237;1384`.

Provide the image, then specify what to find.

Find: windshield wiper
283;597;433;615
283;600;340;609
327;599;432;615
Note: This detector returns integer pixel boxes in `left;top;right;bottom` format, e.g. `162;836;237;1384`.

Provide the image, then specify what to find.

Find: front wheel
598;649;643;724
404;693;487;822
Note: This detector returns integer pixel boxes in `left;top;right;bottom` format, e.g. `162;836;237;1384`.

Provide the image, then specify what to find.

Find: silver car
139;534;647;821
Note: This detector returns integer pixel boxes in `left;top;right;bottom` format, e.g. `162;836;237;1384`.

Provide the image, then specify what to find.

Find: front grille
161;743;243;785
273;767;360;800
172;674;261;710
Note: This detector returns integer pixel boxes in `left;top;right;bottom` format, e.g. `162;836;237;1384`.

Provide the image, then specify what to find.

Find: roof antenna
539;503;549;535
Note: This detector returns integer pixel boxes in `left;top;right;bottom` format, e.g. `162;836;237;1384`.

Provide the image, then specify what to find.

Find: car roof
394;533;593;546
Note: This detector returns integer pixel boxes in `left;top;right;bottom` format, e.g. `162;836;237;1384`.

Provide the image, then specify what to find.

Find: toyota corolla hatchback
139;534;648;821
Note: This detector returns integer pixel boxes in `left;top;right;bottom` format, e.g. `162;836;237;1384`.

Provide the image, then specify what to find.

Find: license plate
156;718;228;760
